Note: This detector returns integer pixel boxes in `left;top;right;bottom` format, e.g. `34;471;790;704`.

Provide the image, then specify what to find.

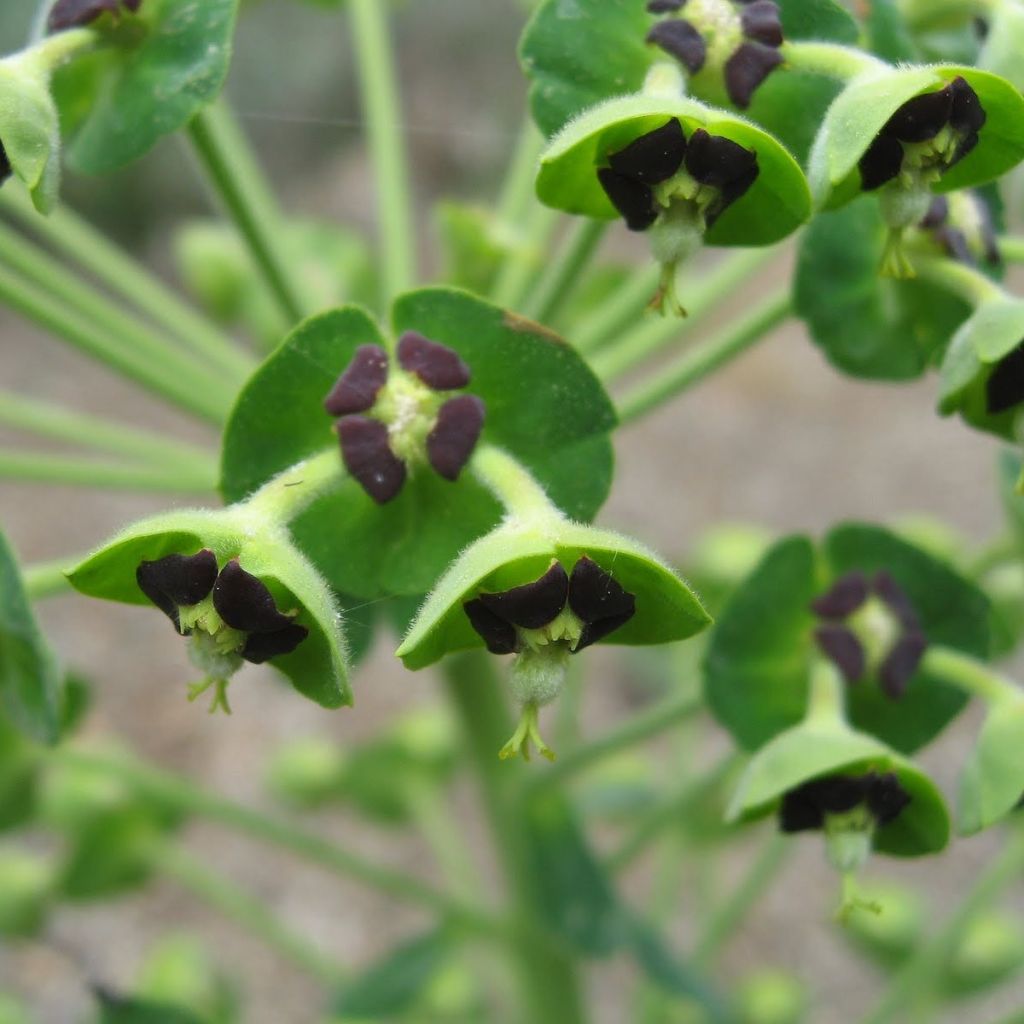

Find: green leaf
0;529;62;744
67;510;351;709
520;0;857;139
55;0;241;175
745;70;843;167
705;525;989;754
333;929;452;1018
958;699;1024;835
397;520;710;670
95;992;207;1024
794;195;970;380
536;95;811;248
221;290;617;598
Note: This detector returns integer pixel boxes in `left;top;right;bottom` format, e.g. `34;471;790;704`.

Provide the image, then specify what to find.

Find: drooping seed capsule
478;562;570;630
646;19;708;74
323;344;389;416
608;119;687;186
136;549;219;632
426;394;486;481
336;415;407;504
397;331;471;391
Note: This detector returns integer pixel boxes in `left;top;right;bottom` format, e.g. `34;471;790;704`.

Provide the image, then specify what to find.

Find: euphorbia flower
646;0;784;108
136;550;308;711
323;331;485;503
780;771;911;836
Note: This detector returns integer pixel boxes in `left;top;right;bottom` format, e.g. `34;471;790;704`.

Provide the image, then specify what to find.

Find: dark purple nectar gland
858;77;987;278
136;551;308;713
47;0;141;32
646;0;784;108
0;142;11;186
810;570;928;700
597;119;758;316
779;771;910;912
463;557;637;761
986;341;1024;417
322;332;484;504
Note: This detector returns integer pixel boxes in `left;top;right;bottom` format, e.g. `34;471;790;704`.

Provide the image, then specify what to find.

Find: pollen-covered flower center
323;331;486;504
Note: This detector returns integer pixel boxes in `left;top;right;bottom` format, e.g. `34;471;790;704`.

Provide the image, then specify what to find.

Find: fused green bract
704;524;990;754
220;289;617;598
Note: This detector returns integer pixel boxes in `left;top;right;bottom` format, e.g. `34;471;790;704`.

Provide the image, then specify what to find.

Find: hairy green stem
469;443;565;525
238;448;345;526
442;652;587;1024
524;220;607;324
0;390;216;470
920;645;1023;707
23;557;75;600
527;691;703;794
155;845;344;985
573;264;662;354
0;190;249;372
0;450;217;493
591;248;776;382
0;263;229;423
616;292;792;424
187;103;311;325
692;832;789;968
781;40;889;80
998;235;1024;263
349;0;417;301
914;257;1006;306
862;826;1024;1024
53;747;504;938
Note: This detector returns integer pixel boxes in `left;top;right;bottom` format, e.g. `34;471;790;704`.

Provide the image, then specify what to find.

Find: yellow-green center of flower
373;369;448;465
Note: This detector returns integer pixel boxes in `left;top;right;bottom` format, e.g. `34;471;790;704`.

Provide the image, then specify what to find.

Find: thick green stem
0;190;248;371
616;292;792;425
591;248;776;382
528;691;703;794
862;826;1024;1024
349;0;416;302
187;103;311;325
524;219;607;324
53;747;502;937
914;257;1007;306
692;832;789;968
781;40;889;80
0;450;216;493
155;845;343;985
804;657;848;725
573;264;662;354
23;557;74;600
0;263;229;424
442;652;587;1024
998;236;1024;263
238;448;345;526
469;443;565;525
920;645;1023;707
0;390;216;471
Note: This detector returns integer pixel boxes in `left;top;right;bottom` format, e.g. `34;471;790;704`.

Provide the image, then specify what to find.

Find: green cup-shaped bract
958;696;1024;835
396;520;710;670
726;717;950;857
809;65;1024;211
0;57;60;214
537;94;810;246
939;299;1024;441
66;509;351;710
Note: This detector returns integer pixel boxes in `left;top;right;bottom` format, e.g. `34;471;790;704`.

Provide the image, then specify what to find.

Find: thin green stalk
998;236;1024;263
23;558;74;600
490;204;561;311
607;752;743;872
442;652;587;1024
780;40;888;79
155;845;343;985
967;533;1021;578
0;190;248;372
692;832;789;968
573;264;661;354
53;748;503;938
914;256;1006;306
862;827;1024;1024
0;263;230;424
527;691;703;794
920;645;1023;706
523;220;607;324
591;247;776;382
496;116;546;231
616;292;792;425
187;103;311;325
0;390;216;471
0;450;216;493
469;443;564;524
349;0;416;301
0;220;250;384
